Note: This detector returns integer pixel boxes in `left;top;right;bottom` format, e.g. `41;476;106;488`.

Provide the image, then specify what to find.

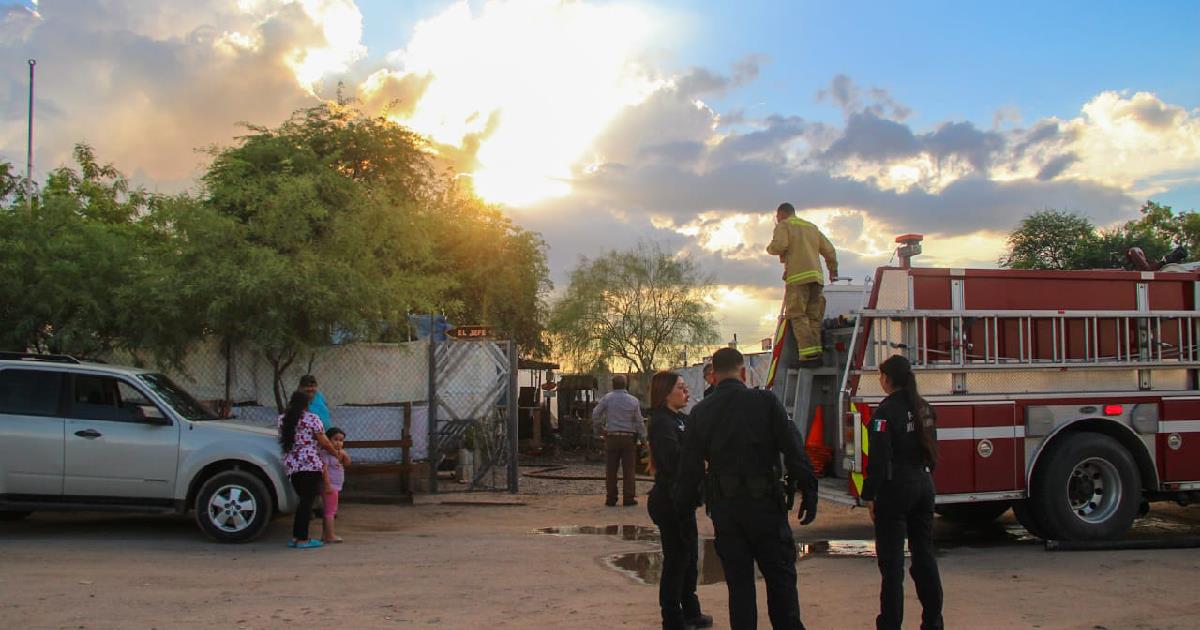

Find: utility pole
25;59;36;210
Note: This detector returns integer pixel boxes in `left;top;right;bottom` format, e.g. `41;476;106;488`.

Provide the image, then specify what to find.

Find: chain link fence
107;336;517;494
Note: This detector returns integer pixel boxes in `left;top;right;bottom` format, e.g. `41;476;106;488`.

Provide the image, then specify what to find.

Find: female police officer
647;370;712;630
861;355;944;630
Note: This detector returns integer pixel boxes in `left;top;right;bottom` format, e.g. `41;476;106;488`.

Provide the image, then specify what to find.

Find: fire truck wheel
1031;432;1141;541
935;501;1011;525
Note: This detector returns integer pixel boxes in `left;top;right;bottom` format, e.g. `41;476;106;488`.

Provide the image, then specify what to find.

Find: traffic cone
806;406;825;448
805;406;832;477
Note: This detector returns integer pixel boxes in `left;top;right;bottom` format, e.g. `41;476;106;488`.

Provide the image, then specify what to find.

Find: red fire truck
834;235;1200;541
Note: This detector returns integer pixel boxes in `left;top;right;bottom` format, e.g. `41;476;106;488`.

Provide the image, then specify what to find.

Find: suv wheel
0;510;31;522
194;470;273;543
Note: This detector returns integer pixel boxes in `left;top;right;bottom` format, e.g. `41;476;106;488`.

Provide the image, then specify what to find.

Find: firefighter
861;354;944;630
674;347;818;630
766;202;838;364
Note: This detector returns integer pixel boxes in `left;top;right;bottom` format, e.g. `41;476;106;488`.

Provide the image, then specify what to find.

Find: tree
0;145;187;360
999;210;1097;270
549;243;719;381
431;187;552;357
0;161;18;202
200;102;449;410
1000;203;1199;271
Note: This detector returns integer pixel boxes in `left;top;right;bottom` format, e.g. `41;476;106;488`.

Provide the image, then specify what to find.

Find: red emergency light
1103;405;1123;416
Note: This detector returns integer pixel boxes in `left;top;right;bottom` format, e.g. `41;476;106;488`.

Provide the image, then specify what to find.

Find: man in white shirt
592;375;646;506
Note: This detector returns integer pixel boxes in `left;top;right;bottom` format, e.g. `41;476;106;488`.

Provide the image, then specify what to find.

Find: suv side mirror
136;405;171;425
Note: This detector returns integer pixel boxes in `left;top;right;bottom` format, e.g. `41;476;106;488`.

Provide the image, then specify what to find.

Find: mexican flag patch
872;417;888;432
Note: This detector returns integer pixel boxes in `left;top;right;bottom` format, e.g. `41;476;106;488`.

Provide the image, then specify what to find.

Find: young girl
319;427;347;543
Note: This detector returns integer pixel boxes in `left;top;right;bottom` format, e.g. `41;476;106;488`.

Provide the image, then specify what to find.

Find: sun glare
374;0;662;206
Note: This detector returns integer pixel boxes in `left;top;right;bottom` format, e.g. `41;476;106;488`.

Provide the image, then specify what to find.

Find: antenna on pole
26;58;36;210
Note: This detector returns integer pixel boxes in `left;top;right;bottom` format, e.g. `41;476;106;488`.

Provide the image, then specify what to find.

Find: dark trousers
648;485;701;630
710;499;805;630
605;433;638;503
873;469;944;630
289;471;322;541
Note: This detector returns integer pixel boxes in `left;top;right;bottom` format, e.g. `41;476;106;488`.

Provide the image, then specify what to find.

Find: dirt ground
3;466;1200;630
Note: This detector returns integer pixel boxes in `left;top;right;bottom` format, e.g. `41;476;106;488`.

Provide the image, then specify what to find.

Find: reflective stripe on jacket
766;216;838;285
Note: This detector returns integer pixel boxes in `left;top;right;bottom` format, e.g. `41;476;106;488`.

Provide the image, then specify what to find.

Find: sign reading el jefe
446;325;495;339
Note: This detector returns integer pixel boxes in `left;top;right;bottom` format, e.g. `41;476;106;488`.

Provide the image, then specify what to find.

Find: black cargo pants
872;466;944;630
709;497;806;630
648;484;702;629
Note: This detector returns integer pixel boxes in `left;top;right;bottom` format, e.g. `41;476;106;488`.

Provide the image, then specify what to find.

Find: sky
2;0;1199;354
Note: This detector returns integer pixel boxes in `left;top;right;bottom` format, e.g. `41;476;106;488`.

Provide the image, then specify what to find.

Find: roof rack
0;351;82;364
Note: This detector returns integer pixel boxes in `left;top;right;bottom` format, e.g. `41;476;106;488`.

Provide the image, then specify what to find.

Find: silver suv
0;353;295;542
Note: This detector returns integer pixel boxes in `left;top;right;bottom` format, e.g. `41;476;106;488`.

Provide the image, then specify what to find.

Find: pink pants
322;489;339;519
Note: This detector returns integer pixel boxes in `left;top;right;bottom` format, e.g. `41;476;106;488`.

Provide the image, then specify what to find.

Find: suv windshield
136;373;218;421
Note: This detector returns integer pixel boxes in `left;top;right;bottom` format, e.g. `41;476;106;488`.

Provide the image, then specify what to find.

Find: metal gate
426;339;518;493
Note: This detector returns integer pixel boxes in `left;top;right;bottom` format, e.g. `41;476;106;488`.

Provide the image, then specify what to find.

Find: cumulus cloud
0;0;366;187
364;0;664;206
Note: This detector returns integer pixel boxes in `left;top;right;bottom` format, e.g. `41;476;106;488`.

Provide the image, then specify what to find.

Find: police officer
675;348;818;630
647;370;712;630
861;354;943;630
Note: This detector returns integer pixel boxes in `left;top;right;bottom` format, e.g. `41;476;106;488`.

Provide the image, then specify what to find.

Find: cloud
822;111;919;164
0;0;368;187
818;74;911;120
1036;152;1079;181
364;0;664;206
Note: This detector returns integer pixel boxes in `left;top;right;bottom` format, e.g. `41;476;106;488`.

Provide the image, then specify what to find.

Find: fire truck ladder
855;309;1200;371
837;309;1200;460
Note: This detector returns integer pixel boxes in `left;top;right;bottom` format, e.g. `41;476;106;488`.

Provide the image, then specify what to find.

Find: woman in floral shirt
278;390;339;549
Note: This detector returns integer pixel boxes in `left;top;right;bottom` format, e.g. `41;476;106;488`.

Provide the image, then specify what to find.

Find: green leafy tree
432;188;552;356
549;243;719;381
0;145;186;360
1001;203;1199;271
999;210;1097;270
1121;201;1200;260
0;161;18;202
200;102;448;409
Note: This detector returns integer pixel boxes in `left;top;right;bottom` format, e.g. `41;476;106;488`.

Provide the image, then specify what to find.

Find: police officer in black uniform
646;370;713;630
675;348;818;630
861;354;943;630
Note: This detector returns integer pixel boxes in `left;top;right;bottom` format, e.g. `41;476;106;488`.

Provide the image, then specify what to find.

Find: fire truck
769;234;1200;541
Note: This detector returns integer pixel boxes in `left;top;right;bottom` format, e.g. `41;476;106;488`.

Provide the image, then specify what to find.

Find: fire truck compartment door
1160;399;1200;483
972;404;1020;492
933;403;1019;494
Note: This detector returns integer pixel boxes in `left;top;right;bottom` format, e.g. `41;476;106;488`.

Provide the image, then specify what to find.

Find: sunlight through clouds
369;0;664;206
221;0;366;93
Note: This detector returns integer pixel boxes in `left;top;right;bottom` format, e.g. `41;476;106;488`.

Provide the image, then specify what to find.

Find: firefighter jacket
766;216;838;285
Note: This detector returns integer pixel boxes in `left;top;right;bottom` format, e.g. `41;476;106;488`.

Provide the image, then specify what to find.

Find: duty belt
606;431;638;436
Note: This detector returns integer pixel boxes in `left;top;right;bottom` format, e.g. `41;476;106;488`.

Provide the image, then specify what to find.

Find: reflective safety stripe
785;270;823;284
786;217;815;228
798;345;822;356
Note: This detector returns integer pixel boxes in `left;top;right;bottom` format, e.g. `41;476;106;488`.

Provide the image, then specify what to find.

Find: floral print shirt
279;411;325;475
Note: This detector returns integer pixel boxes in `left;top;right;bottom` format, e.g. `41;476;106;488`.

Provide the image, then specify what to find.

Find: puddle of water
535;525;660;542
534;525;882;586
605;538;880;586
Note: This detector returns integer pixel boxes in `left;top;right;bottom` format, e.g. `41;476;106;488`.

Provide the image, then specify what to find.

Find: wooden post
400;402;413;502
